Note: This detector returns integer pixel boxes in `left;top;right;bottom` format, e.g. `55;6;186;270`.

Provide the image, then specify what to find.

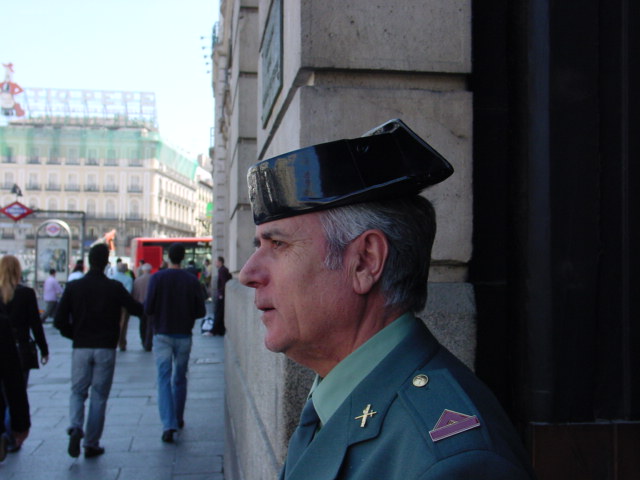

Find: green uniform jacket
282;318;535;480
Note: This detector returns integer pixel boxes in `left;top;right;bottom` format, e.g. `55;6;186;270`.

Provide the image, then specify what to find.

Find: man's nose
238;252;263;288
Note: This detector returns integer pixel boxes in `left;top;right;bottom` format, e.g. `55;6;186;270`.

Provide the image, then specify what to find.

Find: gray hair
317;196;436;313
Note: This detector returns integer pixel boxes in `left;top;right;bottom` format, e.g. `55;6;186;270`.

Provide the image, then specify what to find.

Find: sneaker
84;446;105;458
67;428;83;458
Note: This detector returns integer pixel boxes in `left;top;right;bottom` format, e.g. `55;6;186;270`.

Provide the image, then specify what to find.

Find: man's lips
255;302;274;313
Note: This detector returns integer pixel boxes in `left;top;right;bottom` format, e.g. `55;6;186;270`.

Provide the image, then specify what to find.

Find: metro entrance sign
1;201;34;221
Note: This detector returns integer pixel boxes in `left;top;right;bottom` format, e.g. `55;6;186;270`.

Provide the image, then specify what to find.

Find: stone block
300;0;471;73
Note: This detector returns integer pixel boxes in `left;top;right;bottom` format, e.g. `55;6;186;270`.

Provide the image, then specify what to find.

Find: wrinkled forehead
253;211;325;245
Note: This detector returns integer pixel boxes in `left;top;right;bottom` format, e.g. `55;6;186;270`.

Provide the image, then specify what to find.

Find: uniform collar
312;312;414;426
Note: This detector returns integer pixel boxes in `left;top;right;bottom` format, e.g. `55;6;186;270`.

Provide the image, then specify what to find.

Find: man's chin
263;332;287;354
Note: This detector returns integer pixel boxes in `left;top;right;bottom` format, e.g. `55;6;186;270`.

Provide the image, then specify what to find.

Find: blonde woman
1;255;48;453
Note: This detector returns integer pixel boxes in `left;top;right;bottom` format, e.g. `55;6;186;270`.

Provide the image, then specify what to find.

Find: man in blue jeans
54;244;143;458
144;243;206;442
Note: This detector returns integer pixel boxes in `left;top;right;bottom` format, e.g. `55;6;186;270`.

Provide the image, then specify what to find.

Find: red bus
130;237;213;273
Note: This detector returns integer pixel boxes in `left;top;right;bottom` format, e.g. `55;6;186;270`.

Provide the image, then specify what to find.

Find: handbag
17;337;40;370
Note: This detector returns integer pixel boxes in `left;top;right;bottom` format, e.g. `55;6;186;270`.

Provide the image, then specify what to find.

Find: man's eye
271;240;284;248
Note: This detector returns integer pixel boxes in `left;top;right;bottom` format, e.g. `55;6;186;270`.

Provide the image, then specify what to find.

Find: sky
1;0;218;157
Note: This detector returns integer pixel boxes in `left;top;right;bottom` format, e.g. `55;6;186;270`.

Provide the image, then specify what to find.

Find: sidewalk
1;307;225;480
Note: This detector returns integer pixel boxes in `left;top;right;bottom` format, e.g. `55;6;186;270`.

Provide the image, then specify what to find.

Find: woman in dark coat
0;255;46;453
0;313;30;461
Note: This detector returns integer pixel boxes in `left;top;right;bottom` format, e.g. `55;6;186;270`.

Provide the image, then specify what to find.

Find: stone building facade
211;1;474;479
0;122;212;264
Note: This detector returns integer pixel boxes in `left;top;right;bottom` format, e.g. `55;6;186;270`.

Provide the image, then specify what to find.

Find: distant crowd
1;246;232;461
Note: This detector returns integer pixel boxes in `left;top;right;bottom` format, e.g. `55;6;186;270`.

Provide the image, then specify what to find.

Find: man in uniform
239;119;535;479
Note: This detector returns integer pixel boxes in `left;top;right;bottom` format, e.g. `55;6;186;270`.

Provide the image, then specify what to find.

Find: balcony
2;157;15;164
85;159;99;166
26;183;41;191
27;157;40;164
66;158;80;165
46;183;61;191
127;213;143;220
105;159;119;167
47;158;61;165
84;184;100;192
128;185;143;193
103;185;119;192
65;184;81;192
128;159;144;167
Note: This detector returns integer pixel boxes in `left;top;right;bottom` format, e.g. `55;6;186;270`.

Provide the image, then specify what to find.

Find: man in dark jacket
145;243;205;443
54;244;143;459
211;256;232;336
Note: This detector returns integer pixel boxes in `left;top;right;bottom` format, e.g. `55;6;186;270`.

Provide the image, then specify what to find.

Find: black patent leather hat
247;119;454;225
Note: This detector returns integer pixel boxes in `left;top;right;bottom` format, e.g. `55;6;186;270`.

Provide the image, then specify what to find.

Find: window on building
106;148;118;166
47;173;60;191
47;198;58;210
86;174;98;192
129;148;142;166
87;199;96;216
105;174;117;192
106;199;116;218
67;173;79;191
129;175;142;192
48;147;60;164
87;148;99;166
27;172;39;190
129;199;140;219
67;147;79;165
67;198;77;211
3;171;14;189
28;146;40;164
2;146;14;163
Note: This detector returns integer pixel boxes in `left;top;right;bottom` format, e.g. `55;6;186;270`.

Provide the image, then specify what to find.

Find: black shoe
84;446;105;458
178;420;185;429
6;443;21;453
0;433;7;462
67;428;83;458
161;430;176;443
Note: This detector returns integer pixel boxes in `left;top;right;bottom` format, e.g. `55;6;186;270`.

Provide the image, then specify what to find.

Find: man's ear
348;230;388;295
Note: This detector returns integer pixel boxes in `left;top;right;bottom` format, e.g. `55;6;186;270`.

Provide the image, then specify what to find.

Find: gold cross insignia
355;404;377;428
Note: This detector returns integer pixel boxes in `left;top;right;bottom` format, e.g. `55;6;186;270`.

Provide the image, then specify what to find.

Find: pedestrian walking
41;269;62;322
144;243;206;443
54;243;143;459
67;260;85;282
0;255;48;453
211;256;231;336
132;262;153;351
0;313;30;462
112;263;133;351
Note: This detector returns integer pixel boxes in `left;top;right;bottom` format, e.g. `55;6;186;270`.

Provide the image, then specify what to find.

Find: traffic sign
0;201;34;221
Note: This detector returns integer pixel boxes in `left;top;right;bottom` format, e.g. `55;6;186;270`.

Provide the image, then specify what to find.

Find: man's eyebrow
253;228;288;247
